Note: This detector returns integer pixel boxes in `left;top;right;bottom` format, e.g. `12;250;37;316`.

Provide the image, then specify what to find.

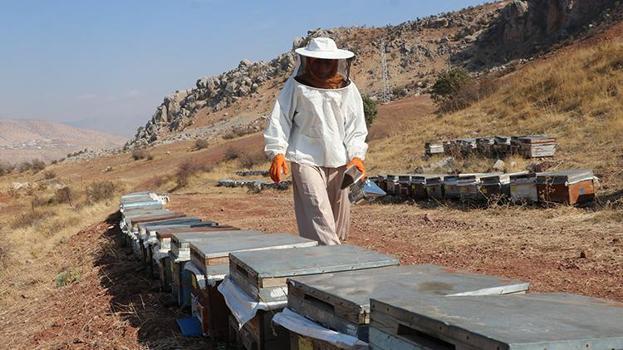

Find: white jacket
264;78;368;168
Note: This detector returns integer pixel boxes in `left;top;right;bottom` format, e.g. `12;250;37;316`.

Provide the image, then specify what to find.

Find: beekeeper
264;37;368;245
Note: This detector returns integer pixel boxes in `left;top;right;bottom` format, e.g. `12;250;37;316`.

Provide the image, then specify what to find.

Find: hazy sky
0;0;489;136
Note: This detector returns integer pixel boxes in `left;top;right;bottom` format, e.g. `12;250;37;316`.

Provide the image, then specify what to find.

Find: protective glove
347;157;366;178
270;154;288;183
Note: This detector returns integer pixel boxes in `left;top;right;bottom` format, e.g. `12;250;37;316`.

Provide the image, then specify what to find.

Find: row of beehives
119;191;623;350
217;179;291;191
374;168;596;205
425;135;557;158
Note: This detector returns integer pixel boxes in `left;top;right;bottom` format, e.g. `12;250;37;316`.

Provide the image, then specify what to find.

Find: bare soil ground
1;187;620;350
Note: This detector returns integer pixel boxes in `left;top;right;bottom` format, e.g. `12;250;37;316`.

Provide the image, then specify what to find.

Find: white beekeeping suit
264;37;368;245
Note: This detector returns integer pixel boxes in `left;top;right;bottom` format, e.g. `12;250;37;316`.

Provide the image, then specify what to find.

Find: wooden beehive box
369;293;623;350
287;265;529;344
229;245;399;304
479;173;511;200
189;263;231;338
189;234;316;338
518;135;557;158
154;226;238;291
170;230;266;307
536;169;595;205
190;233;317;273
510;172;538;203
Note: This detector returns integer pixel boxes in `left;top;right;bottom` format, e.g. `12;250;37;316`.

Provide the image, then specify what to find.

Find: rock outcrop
126;53;297;148
460;0;617;67
126;0;617;148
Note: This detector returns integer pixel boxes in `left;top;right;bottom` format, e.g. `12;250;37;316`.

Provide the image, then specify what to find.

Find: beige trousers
291;162;351;245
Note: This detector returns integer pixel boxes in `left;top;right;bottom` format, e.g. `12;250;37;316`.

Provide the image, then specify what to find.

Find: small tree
194;139;209;151
431;67;472;100
31;159;46;173
362;95;378;127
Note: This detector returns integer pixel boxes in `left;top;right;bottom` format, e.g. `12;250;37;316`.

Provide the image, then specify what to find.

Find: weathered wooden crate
120;208;172;245
517;135;557;158
510;172;538;203
476;137;494;157
121;209;172;232
442;175;460;200
456;174;486;202
125;212;187;256
479;173;511;200
142;220;220;279
229;245;399;304
493;135;511;158
459;138;477;156
384;175;400;196
170;230;264;307
289;333;342;350
228;245;398;350
369;293;623;350
138;217;204;266
409;175;443;200
286;265;528;345
424;142;444;156
189;234;317;338
397;175;413;197
536;169;595;205
189;263;231;338
238;310;290;350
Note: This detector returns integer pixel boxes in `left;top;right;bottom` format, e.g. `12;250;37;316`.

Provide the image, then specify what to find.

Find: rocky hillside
126;0;618;149
0;119;125;164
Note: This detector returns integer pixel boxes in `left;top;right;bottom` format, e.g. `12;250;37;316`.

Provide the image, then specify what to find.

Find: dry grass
367;42;623;191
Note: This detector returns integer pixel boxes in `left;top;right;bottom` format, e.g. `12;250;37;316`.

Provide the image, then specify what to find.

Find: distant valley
0;119;125;164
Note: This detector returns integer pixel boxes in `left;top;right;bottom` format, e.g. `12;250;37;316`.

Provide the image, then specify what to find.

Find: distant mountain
0;119;125;164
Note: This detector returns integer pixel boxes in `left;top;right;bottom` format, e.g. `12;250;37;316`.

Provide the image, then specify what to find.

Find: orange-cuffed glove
269;154;288;183
348;157;366;178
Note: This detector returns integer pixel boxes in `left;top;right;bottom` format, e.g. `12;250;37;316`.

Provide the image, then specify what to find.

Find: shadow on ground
94;212;230;350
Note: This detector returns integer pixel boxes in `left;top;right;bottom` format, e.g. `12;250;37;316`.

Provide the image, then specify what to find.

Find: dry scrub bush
0;162;14;176
54;186;73;205
11;210;56;229
224;147;241;161
55;269;81;287
87;181;116;202
239;151;267;169
175;161;214;188
131;149;150;160
194;139;209;150
31;159;46;173
43;170;56;179
223;126;256;140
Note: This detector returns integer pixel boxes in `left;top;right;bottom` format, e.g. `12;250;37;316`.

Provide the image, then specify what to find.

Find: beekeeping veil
293;37;354;89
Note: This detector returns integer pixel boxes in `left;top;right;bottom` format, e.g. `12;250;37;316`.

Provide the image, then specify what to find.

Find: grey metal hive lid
480;173;507;184
121;199;161;207
230;245;399;279
518;135;557;144
289;264;528;316
145;222;215;234
494;136;511;144
371;293;623;349
536;169;594;185
190;233;317;259
141;217;204;230
398;175;413;182
122;210;171;220
172;230;264;244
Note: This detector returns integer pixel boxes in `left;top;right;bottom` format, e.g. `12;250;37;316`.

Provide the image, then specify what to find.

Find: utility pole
380;40;390;104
